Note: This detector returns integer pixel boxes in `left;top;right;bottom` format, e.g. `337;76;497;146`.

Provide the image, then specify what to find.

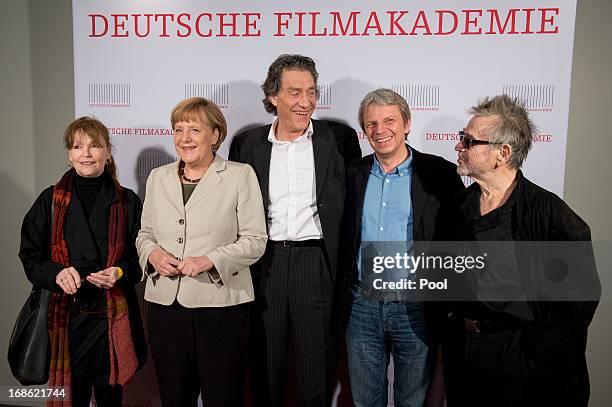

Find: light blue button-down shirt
357;147;414;284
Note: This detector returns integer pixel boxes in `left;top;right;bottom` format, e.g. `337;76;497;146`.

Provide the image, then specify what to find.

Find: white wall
0;1;73;405
565;2;612;406
0;0;609;405
0;3;38;404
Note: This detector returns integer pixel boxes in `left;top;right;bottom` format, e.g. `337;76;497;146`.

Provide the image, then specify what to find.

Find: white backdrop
72;1;577;406
74;0;577;199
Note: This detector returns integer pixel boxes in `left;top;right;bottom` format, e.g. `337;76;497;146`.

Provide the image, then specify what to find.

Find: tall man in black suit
229;54;361;407
333;88;464;406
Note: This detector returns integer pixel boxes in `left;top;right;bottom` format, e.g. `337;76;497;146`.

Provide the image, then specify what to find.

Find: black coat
443;171;601;407
332;147;465;332
19;174;147;379
229;119;362;283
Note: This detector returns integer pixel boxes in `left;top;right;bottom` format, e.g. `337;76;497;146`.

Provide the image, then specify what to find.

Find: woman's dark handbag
7;287;51;385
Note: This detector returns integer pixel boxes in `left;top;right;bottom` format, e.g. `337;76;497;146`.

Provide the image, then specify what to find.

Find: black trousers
71;383;122;407
442;320;580;407
147;301;249;407
252;245;336;407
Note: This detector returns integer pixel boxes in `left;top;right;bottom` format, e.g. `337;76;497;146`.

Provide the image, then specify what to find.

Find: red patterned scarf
48;169;138;406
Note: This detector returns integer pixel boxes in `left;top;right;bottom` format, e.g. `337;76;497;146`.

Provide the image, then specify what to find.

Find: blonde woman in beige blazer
136;97;267;407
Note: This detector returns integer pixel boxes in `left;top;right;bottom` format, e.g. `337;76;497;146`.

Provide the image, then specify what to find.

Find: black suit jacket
333;146;465;331
229;119;361;283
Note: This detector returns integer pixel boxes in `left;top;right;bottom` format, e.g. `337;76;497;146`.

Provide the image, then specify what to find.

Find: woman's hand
55;267;82;295
86;267;121;289
148;248;180;277
177;256;214;277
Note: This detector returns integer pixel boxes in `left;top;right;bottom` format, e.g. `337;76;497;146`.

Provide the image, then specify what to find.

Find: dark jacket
19;174;148;373
444;171;600;407
229;119;361;283
332;147;465;332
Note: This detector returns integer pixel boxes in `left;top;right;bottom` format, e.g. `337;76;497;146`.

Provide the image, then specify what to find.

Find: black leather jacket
446;171;601;407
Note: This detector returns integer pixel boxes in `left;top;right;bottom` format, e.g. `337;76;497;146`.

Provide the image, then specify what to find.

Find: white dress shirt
267;120;323;241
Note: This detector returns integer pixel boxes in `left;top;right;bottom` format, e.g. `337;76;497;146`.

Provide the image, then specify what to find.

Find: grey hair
261;54;319;115
470;95;535;169
358;88;412;132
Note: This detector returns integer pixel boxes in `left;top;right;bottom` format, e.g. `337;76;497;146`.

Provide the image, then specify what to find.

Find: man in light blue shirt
357;147;414;298
335;89;464;406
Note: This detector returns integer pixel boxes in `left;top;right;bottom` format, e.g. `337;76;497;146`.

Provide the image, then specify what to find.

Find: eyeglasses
458;130;503;149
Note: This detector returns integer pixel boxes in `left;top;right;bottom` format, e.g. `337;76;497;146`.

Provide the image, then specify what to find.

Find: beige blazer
136;155;267;307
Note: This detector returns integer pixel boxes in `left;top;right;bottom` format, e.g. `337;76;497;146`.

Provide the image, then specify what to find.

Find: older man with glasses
441;95;600;407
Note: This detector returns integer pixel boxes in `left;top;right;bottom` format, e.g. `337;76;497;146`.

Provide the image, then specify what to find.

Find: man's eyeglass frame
458;130;504;149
